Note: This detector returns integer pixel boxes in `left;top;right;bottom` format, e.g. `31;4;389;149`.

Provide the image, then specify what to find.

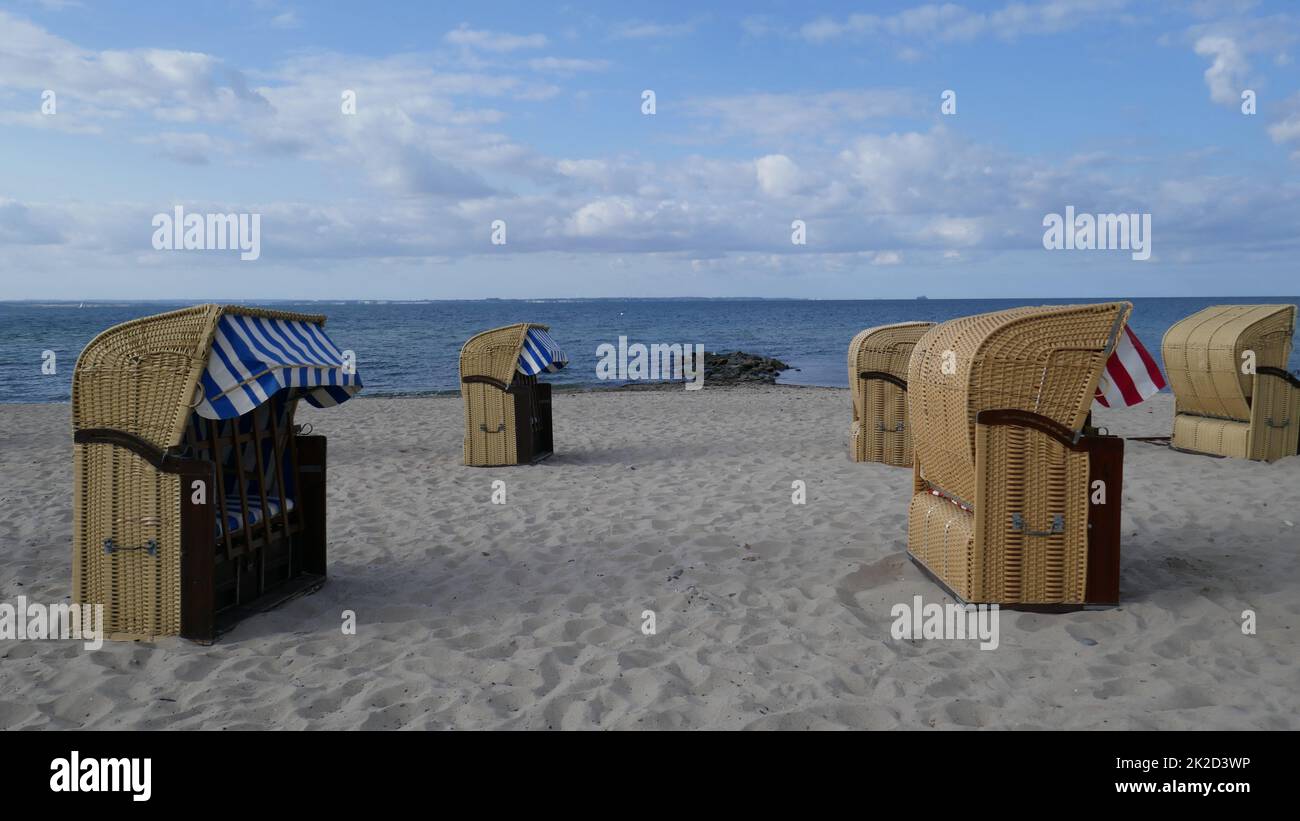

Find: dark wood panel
1258;366;1300;389
858;370;908;390
296;435;328;577
1084;435;1124;605
536;382;553;458
180;464;217;643
74;428;210;475
976;409;1085;450
511;378;554;464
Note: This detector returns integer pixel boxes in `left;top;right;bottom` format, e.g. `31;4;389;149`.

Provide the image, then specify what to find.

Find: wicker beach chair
461;323;567;466
848;322;934;466
1162;304;1299;462
72;304;362;641
905;302;1131;606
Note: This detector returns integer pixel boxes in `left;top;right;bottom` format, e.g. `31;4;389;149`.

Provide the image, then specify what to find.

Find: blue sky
1;0;1298;299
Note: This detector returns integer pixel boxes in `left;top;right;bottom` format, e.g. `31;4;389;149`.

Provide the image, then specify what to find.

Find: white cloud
755;155;801;197
1269;114;1300;144
0;199;63;244
1194;35;1249;105
1185;1;1262;17
919;217;984;247
527;57;611;74
270;12;300;30
444;25;547;52
0;10;269;123
838;128;1009;214
686;89;921;142
565;198;642;237
0;109;103;134
1266;94;1300;149
610;20;697;40
740;16;778;38
134;132;234;165
799;1;1130;44
1183;13;1299;111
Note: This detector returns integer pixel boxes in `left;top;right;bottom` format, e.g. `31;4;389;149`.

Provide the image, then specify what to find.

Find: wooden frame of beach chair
848;322;934;466
460;323;558;466
72;304;359;642
1162;304;1299;462
905;303;1131;607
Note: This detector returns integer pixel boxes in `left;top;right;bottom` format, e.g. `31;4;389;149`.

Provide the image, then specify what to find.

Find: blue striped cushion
215;497;294;537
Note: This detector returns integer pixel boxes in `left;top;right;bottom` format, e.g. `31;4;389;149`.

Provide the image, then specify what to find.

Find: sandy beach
1;387;1297;730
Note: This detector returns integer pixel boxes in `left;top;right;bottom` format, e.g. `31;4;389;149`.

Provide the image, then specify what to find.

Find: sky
0;0;1298;300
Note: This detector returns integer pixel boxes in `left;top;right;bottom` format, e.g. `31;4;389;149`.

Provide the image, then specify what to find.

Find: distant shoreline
1;297;1285;404
0;380;849;407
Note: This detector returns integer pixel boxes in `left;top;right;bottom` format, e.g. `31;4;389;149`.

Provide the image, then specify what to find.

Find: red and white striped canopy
1094;325;1166;409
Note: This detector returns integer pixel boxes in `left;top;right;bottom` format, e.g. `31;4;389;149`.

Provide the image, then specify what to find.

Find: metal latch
1010;513;1065;536
104;538;158;557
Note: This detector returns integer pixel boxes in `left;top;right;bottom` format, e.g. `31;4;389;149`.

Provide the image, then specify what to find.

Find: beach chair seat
1163;304;1299;462
72;304;361;642
907;492;975;594
848;322;934;466
216;497;294;538
1170;415;1251;459
905;303;1130;606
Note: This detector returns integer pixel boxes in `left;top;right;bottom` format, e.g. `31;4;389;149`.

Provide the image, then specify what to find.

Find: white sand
1;388;1296;729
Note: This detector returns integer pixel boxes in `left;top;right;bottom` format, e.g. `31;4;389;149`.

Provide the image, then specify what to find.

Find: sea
2;297;1298;403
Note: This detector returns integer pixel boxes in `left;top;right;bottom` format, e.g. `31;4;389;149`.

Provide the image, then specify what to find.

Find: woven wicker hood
847;321;934;418
459;323;556;389
907;302;1131;505
1162;304;1296;422
71;304;338;451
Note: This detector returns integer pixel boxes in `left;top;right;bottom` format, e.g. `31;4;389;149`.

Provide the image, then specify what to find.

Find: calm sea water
2;297;1298;403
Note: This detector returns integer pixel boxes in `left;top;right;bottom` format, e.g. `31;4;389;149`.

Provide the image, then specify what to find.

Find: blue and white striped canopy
195;313;362;419
517;327;568;376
